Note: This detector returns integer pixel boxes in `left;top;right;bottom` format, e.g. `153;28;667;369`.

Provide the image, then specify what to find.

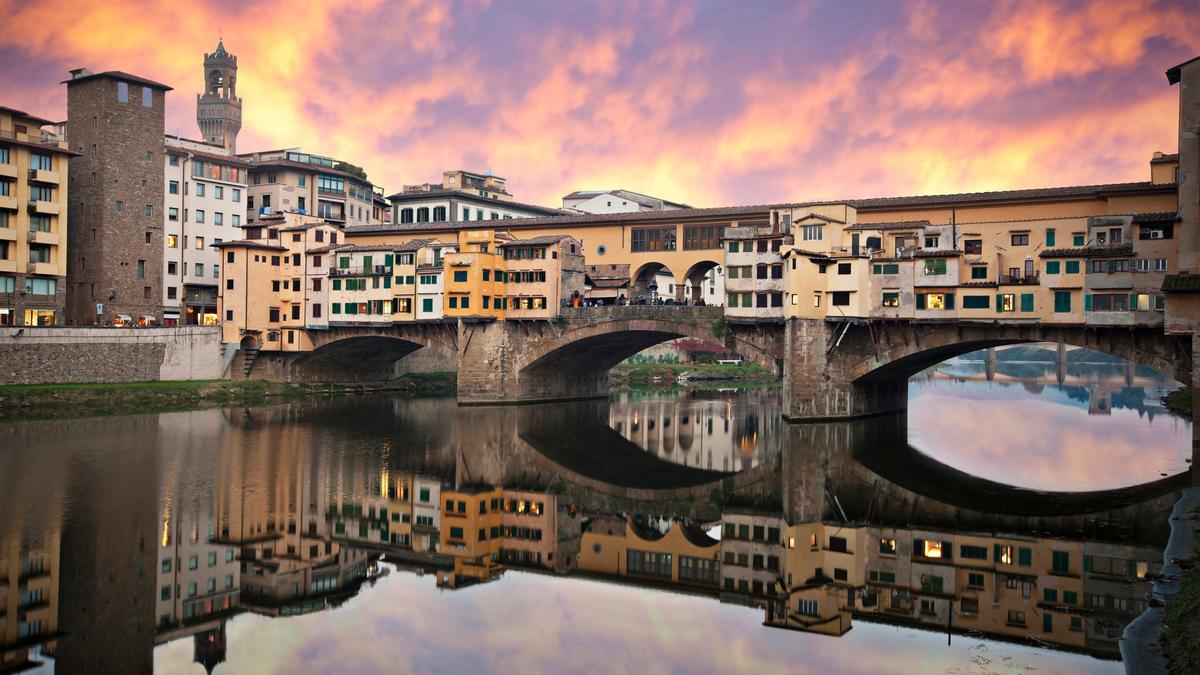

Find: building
390;169;563;225
238;148;379;228
0;106;76;326
162;135;248;325
562;188;690;214
195;40;242;154
500;235;585;317
64;68;171;326
723;224;791;322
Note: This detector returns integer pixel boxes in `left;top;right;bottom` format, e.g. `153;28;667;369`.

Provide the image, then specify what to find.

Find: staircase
241;345;260;378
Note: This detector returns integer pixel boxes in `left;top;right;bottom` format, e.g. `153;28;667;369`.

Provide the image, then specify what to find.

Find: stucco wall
0;326;221;384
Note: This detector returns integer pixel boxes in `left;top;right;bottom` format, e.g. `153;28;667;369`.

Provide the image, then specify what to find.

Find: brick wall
0;326;221;383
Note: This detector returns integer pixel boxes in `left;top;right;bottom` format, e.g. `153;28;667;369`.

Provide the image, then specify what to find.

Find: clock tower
196;39;242;153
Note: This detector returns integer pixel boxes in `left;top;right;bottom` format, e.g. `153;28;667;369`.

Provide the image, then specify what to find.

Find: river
0;351;1191;674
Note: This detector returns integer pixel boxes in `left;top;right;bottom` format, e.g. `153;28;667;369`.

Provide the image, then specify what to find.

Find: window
1020;293;1034;312
881;291;901;307
196;183;205;197
232;188;241;201
831;291;850;306
1065;260;1080;274
916;292;953;310
453;270;468;282
195;236;205;250
30;153;52;170
970;266;987;279
1089;293;1129;312
961;295;989;309
967;572;985;588
195;209;205;224
631;227;676;252
1052;550;1070;573
994;544;1014;565
1054;291;1072;313
872;263;900;275
1073;233;1085;246
837;262;852;275
998;293;1015;312
136;259;146;278
801;224;823;241
1046;229;1056;246
961;544;987;560
141;86;152;107
1156;258;1169;272
1011;233;1029;246
923;258;947;275
962;239;983;254
879;537;897;554
683;225;720;250
924;235;939;248
1044;261;1060;274
195;263;204;277
117;81;129;102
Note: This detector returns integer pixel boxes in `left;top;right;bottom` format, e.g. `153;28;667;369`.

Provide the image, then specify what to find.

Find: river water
0;353;1191;674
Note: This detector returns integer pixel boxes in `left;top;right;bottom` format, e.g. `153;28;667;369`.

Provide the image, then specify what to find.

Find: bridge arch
279;326;458;382
503;308;778;403
846;323;1191;385
681;259;723;305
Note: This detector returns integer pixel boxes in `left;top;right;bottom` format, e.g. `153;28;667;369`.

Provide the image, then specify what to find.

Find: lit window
923;540;944;558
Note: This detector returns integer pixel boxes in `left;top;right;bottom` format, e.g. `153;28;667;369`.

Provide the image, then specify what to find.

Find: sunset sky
2;0;1199;208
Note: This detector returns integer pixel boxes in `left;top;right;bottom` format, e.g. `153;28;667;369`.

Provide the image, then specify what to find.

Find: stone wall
0;326;221;384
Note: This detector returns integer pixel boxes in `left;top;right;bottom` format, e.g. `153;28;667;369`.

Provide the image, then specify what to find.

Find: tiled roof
844;220;931;231
0;105;55;126
587;277;629;289
915;249;962;258
213;240;286;251
385;188;565;215
960;281;998;287
164;145;252;167
309;240;435;255
499;235;576;247
305;244;349;254
1131;211;1179;223
794;212;846;224
62;70;173;91
1162;274;1200;292
844;181;1168;209
1150;153;1179;163
1167;56;1200;84
241;157;371;185
781;247;830;259
1039;244;1133;259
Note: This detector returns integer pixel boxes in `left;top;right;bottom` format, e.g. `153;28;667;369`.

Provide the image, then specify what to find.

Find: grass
0;374;457;422
610;362;778;393
1163;554;1200;674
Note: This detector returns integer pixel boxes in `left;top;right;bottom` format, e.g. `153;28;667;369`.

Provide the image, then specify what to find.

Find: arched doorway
631;262;678;303
682;260;723;305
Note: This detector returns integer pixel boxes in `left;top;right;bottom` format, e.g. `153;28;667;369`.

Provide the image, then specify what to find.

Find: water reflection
0;391;1186;673
909;355;1191;491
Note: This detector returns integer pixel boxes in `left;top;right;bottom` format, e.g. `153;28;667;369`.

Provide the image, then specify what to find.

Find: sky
1;0;1198;208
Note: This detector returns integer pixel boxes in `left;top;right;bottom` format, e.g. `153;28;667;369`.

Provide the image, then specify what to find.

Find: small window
117;81;129;102
141;86;152;107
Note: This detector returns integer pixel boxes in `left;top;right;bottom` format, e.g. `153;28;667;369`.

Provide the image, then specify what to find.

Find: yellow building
0;106;75;326
436;487;562;589
443;229;509;320
577;516;721;588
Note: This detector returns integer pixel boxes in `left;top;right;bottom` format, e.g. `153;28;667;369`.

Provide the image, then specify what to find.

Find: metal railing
998;273;1040;285
329;264;391;277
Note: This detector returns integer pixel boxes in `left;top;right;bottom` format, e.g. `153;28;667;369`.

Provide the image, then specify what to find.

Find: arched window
416;207;430;223
433;206;447;222
400;208;414;223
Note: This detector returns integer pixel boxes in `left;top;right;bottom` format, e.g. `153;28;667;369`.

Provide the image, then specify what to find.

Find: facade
562;188;690;214
64;68;171;326
500;235;585;317
238;149;379;228
0;106;76;326
390;169;563;225
162;136;247;325
195;40;242;153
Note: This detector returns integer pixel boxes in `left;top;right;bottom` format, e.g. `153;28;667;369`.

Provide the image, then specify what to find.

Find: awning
163;311;180;319
116;314;132;321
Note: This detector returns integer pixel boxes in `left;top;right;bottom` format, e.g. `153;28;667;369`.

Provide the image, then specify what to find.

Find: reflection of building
720;510;785;596
577;516;720;590
156;506;240;635
0;529;61;671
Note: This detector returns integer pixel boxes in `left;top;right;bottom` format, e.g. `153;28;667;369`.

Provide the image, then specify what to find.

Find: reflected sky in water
908;356;1192;492
153;564;1118;675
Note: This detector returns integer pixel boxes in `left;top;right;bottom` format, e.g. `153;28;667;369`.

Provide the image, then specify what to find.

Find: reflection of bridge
255;305;1192;421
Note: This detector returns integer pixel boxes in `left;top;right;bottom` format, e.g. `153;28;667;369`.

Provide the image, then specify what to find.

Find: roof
242;158;371;185
310;240;435;255
1150;153;1179;164
164;144;252;167
1039;243;1133;259
845;220;932;232
62;70;173;91
586;277;629;289
0;105;55;126
1167;56;1200;84
0;134;81;157
278;220;340;232
1131;211;1179;223
915;249;962;258
1162;274;1200;292
781;247;831;259
213;240;287;251
794;212;846;225
562;188;691;210
305;244;348;254
498;235;576;247
386;188;565;215
843;181;1169;209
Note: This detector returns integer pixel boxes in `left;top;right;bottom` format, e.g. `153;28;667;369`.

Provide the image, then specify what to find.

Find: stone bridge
244;307;1194;421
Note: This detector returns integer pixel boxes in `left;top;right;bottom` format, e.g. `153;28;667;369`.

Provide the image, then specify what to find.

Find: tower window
142;87;152;107
117;81;128;103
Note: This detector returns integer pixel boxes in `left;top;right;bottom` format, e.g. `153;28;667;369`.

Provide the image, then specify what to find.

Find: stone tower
196;40;242;153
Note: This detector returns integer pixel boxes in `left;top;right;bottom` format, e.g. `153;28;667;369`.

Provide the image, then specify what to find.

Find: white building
163;135;248;325
389;169;563;225
562;188;690;214
411;475;441;552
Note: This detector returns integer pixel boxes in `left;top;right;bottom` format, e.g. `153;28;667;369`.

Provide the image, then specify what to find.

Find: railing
318;187;346;197
329;265;391;277
0;128;64;145
998;273;1040;285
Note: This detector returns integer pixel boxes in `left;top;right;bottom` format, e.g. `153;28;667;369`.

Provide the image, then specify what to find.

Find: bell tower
196;39;242;153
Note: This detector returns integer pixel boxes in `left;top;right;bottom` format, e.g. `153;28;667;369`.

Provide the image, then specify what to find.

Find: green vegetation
1162;554;1200;674
0;374;456;421
1165;387;1193;419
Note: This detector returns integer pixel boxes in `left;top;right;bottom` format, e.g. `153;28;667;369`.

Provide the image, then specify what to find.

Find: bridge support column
781;318;907;422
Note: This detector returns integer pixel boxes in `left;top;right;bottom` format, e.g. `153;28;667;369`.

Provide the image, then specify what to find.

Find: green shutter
1019;547;1032;566
994;544;1002;563
384;254;393;265
332;279;341;290
384;276;391;288
331;303;341;314
916;293;926;310
363;255;372;268
1046;229;1056;246
1084;294;1092;311
1130;293;1138;311
1045;261;1060;274
339;256;350;268
944;293;955;310
1073;234;1084;246
1065;260;1080;274
1043;613;1052;632
996;294;1004;311
1021;293;1034;312
422;298;433;312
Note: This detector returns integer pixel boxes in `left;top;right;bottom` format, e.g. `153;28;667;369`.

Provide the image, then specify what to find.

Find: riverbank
0;373;457;421
609;362;777;391
1164;387;1193;419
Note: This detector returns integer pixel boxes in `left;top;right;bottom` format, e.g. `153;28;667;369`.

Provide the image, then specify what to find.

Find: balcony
998;273;1040;285
0;163;16;179
29;261;58;275
0;194;16;210
28;200;60;216
28;168;59;185
330;265;391;277
318;187;346;197
28;229;58;246
0;226;15;241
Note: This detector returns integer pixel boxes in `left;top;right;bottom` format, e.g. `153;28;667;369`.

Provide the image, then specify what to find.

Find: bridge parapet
557;305;725;325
